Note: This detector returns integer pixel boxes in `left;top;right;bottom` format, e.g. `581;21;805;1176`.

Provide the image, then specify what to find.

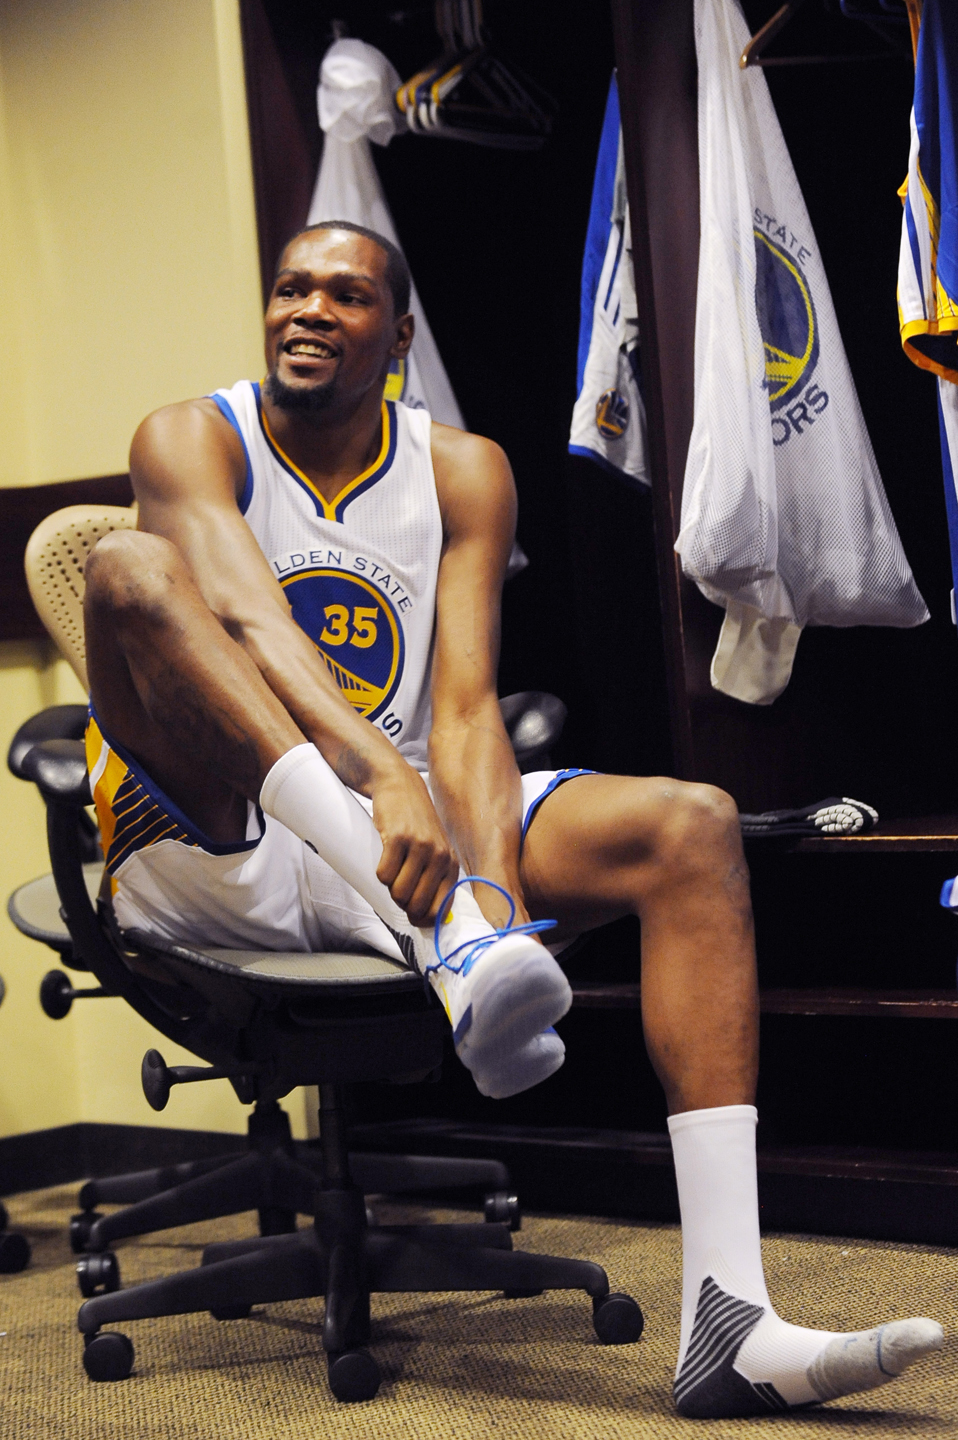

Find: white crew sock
668;1105;942;1418
259;745;567;1095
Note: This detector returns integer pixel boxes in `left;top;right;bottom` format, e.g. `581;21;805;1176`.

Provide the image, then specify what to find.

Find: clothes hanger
740;0;907;67
395;0;556;150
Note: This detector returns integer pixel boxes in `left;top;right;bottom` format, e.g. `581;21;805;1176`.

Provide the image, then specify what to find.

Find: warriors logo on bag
280;569;405;721
754;228;820;412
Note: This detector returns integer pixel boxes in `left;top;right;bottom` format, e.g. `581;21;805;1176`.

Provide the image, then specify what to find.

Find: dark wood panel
0;1122;239;1198
608;0;698;779
239;0;320;303
0;475;133;643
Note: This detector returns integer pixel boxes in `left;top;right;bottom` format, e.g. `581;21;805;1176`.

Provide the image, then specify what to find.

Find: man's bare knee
653;781;743;873
85;530;186;625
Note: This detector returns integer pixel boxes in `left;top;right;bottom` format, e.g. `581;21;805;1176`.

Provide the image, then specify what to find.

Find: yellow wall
0;644;83;1137
0;0;265;487
0;3;316;1147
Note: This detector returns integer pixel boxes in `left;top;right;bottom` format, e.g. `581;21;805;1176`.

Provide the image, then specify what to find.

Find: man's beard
264;368;336;418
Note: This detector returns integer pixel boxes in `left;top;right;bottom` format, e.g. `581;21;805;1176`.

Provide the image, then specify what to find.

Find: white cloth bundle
678;0;927;705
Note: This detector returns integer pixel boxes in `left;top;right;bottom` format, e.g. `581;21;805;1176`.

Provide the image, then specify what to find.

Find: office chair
0;972;31;1275
8;506;552;1261
10;505;642;1400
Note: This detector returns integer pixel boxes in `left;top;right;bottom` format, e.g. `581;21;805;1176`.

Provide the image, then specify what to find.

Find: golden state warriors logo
754;229;819;411
280;569;404;722
595;388;629;439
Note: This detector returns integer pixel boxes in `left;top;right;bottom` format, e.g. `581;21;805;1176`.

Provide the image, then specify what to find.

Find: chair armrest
8;704;89;778
499;691;567;771
19;739;92;806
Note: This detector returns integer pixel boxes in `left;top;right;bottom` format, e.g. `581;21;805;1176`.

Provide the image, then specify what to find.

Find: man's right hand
369;763;460;928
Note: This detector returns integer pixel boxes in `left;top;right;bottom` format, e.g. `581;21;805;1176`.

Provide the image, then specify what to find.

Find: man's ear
391;312;415;359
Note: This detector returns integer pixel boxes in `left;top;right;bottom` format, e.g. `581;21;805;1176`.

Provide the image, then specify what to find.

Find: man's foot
436;928;571;1075
673;1276;943;1418
424;877;571;1089
471;1027;566;1100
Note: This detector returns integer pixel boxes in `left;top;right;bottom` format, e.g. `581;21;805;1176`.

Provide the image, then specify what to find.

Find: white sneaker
413;876;571;1093
471;1028;566;1100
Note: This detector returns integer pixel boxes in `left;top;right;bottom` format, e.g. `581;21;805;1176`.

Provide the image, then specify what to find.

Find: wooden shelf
349;1119;958;1243
760;988;958;1018
790;816;958;853
570;982;642;1008
570;983;958;1018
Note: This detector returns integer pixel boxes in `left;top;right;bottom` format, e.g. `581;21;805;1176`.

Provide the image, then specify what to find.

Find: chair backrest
25;505;138;690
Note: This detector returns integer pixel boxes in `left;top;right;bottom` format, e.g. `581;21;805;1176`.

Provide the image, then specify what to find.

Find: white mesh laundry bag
307;39;464;428
676;0;928;704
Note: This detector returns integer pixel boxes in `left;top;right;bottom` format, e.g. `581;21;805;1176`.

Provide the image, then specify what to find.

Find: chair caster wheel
592;1292;644;1345
210;1303;252;1321
484;1190;521;1232
70;1211;103;1254
83;1331;134;1381
77;1251;120;1297
327;1348;381;1402
0;1232;30;1273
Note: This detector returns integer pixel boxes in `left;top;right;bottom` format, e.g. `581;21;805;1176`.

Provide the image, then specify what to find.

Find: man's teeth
288;342;334;357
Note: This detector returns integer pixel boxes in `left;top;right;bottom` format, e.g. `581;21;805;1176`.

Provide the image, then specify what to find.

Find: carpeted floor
0;1184;955;1439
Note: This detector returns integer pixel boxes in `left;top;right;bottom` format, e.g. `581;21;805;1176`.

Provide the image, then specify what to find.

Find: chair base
78;1191;643;1398
0;1201;30;1274
74;1083;643;1400
70;1100;520;1276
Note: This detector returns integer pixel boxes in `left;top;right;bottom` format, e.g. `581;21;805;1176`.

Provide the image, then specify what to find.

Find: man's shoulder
429;420;506;472
428;422;515;538
131;395;248;499
137;394;233;437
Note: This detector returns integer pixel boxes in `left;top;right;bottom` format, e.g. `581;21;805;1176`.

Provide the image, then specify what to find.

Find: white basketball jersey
211;380;440;771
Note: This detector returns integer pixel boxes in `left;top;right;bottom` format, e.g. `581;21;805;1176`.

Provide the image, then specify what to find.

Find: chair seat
8;865;103;948
125;931;423;995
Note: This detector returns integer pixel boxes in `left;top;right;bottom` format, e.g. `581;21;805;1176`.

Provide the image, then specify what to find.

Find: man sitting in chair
83;221;941;1418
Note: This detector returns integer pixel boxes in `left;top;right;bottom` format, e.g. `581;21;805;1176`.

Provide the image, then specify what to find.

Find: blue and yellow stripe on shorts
86;712;198;886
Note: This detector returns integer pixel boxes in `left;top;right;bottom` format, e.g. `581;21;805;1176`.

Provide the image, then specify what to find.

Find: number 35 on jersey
280;568;406;726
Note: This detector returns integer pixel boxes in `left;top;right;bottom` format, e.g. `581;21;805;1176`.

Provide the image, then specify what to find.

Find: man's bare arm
428;426;529;932
130;400;457;921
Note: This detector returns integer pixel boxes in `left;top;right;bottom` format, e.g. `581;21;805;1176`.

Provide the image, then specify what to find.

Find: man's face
263;230;407;414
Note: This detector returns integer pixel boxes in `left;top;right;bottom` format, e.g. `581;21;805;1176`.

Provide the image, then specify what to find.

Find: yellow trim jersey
897;1;958;382
211;381;442;772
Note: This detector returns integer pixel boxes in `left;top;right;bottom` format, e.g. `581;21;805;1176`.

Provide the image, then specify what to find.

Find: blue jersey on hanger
899;0;958;379
568;76;649;486
898;0;958;606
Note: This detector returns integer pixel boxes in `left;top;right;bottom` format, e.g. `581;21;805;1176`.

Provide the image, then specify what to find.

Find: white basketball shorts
86;711;593;958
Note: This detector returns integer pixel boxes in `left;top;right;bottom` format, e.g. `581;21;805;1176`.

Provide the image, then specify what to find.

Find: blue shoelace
425;876;557;979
